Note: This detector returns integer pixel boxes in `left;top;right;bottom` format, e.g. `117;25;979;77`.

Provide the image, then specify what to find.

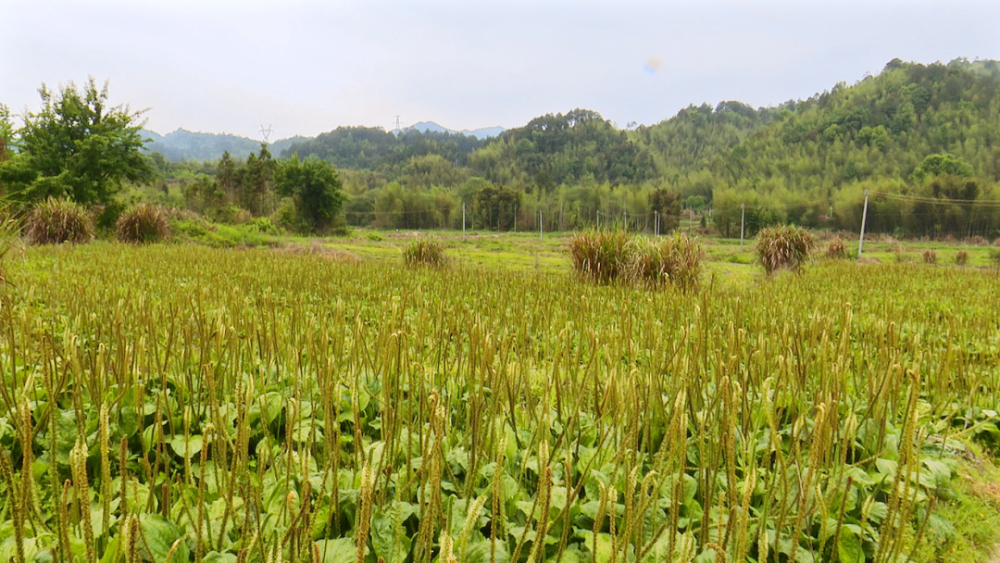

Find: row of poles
461;191;874;257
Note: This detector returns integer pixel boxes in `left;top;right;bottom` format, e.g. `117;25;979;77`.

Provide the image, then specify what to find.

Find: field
1;234;1000;562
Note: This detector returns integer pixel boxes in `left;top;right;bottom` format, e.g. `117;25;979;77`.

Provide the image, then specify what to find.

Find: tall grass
24;197;94;245
756;225;816;274
115;203;171;243
402;236;448;267
0;243;994;562
570;230;703;290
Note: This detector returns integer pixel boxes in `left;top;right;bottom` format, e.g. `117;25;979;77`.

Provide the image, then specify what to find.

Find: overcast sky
2;0;998;140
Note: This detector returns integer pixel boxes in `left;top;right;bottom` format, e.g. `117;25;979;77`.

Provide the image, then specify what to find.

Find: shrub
922;249;937;264
95;201;126;233
755;226;816;275
989;248;1000;267
25;198;94;245
403;237;447;267
825;236;849;259
569;230;631;284
115;204;171;244
627;233;704;291
969;236;988;246
955;250;968;266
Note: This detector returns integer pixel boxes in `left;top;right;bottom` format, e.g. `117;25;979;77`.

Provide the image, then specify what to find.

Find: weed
923;249;938;264
955;250;968;266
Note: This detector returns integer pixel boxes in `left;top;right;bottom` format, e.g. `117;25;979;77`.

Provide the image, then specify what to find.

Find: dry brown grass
923;249;938;264
825;236;849;259
115;204;171;244
755;226;816;275
25;198;94;245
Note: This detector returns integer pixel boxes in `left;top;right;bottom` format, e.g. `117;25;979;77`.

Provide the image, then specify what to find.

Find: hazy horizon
3;0;999;140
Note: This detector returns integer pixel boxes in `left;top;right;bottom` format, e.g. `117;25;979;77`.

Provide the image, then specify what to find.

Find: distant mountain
143;129;312;162
408;121;504;139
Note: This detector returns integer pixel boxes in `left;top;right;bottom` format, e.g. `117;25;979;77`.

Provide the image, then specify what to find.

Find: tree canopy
0;78;152;205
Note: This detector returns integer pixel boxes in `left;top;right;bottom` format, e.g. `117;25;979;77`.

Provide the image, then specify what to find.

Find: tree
237;144;275;216
473;183;521;230
0;78;152;205
911;153;974;183
0;104;13;162
649;187;682;230
275;156;345;233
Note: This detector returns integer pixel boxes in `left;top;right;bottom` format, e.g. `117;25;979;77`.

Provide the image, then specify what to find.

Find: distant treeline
147;58;1000;238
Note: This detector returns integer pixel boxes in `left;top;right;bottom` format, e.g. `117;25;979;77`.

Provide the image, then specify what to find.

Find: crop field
1;240;1000;562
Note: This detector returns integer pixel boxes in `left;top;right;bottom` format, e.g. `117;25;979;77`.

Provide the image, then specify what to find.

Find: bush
955;250;968;266
403;237;447;267
115;204;171;243
755;226;816;275
825;236;849;259
25;198;94;245
569;230;631;284
570;230;703;290
95;201;126;233
922;249;937;264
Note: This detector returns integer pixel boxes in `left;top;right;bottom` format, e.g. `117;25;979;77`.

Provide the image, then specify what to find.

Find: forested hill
283;58;1000;195
144;129;309;162
643;57;1000;195
281;127;485;170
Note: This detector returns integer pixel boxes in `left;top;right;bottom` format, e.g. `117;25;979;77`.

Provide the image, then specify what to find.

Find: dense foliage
0;78;152;205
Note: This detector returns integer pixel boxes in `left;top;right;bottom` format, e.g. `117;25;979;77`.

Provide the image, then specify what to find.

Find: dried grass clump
922;249;937;264
569;230;631;284
755;225;816;275
969;236;988;247
627;233;704;291
403;237;448;267
955;250;968;266
825;236;849;260
25;198;94;245
115;204;171;244
571;230;703;290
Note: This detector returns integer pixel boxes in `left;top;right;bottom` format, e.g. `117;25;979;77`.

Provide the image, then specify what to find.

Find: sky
2;0;998;140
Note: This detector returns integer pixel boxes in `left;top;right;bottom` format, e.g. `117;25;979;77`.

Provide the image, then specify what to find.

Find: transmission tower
259;124;273;144
393;115;401;134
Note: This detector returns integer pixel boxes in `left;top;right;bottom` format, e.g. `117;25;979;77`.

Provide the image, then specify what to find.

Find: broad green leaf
315;538;357;563
838;526;865;563
139;514;189;563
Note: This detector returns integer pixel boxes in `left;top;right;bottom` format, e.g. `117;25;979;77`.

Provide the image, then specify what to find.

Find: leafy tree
473;183;521;230
275;156;345;233
237;144;275;215
911;153;974;182
0;78;152;205
649;188;682;230
0;104;13;162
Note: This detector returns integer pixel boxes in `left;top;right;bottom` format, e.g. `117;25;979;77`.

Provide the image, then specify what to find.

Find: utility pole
624;208;628;233
858;189;870;259
740;204;746;252
514;205;517;233
655;211;659;236
462;202;466;241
